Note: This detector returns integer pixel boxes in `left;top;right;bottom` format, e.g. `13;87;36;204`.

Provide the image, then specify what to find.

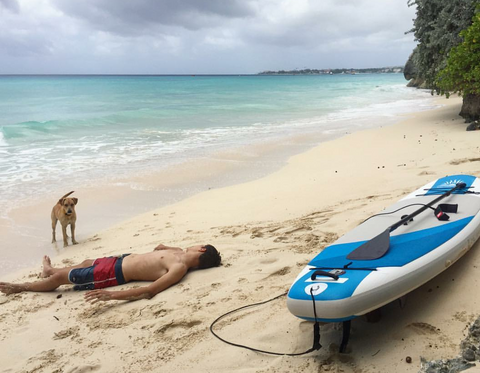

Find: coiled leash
209;289;321;356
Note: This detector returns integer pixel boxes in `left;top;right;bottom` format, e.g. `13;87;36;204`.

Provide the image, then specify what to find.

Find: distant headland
258;66;404;75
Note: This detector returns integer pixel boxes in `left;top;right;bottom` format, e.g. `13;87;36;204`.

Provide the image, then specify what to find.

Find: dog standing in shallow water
51;191;78;247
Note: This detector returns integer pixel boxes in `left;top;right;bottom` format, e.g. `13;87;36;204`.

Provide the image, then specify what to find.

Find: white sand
2;96;480;372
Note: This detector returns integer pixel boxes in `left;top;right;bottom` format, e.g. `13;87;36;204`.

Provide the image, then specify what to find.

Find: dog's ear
59;198;65;205
72;198;78;205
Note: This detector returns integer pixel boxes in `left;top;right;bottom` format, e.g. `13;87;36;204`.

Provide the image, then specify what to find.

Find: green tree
437;12;480;120
407;0;478;90
437;13;480;97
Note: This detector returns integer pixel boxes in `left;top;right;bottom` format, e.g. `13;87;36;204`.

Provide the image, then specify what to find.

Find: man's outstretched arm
84;264;188;304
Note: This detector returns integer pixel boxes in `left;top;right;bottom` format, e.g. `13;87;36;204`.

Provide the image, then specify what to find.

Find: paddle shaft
389;182;466;233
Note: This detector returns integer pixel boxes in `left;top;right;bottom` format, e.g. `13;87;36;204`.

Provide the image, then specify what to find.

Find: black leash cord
209;291;320;356
361;203;434;224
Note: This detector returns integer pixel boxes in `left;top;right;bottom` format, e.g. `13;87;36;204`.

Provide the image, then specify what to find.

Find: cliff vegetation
406;0;480;122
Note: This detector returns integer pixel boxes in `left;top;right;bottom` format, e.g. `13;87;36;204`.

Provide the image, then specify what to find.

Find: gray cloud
0;0;19;13
0;33;52;57
53;0;255;35
0;0;417;74
240;0;414;49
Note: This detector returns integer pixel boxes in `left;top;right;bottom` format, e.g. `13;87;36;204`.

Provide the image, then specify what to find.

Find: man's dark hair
198;244;221;269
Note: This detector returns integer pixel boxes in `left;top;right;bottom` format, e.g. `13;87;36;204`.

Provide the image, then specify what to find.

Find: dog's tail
58;191;74;203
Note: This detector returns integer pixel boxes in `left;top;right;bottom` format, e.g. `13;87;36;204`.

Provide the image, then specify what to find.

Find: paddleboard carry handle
311;270;339;281
347;182;467;261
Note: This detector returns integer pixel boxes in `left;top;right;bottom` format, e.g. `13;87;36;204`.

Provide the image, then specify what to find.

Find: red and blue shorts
68;254;129;291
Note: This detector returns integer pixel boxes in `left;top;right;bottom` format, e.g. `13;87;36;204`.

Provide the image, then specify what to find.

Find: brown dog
51;191;78;247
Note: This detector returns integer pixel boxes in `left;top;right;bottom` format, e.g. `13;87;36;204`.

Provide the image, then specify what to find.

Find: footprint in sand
65;364;102;373
61;258;76;266
259;257;278;264
53;326;79;340
267;266;292;278
407;322;440;335
155;320;202;337
26;349;62;371
134;304;168;318
418;170;436;176
450;157;480;165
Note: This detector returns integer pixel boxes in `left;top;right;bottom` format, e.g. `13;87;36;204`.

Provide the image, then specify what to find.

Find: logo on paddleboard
305;283;328;296
437;179;465;188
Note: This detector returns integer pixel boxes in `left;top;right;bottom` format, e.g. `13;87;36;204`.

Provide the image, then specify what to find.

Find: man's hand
85;289;115;304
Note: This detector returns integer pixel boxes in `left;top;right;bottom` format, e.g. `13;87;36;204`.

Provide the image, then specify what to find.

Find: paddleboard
287;174;480;322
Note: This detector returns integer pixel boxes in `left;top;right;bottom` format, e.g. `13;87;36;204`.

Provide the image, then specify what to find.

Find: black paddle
346;182;467;261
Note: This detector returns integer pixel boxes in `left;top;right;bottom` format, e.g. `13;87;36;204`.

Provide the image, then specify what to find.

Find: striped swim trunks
68;254;130;291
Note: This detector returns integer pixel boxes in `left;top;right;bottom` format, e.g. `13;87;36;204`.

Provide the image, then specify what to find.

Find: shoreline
3;95;480;372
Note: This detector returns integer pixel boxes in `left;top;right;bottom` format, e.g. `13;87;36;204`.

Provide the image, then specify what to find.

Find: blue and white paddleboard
287;174;480;322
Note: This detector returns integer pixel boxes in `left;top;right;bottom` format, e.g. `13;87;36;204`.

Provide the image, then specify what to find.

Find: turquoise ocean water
0;74;434;217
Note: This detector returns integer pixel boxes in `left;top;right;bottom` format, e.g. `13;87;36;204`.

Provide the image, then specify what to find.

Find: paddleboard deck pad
287;175;480;322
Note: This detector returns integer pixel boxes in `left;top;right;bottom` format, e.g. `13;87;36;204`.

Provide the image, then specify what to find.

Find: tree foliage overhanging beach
406;0;480;121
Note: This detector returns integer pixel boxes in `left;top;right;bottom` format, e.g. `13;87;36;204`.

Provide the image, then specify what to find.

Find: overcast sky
0;0;417;74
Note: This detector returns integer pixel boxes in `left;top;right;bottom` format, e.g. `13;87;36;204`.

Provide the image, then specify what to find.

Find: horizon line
0;67;405;77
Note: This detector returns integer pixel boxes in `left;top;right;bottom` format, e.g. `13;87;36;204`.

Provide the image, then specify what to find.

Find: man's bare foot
42;255;54;278
0;282;24;295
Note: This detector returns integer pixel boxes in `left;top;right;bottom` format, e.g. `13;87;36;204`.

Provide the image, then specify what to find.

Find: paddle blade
346;229;391;261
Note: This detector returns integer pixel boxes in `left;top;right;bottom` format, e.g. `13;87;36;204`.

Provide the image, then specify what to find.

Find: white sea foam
0;130;7;146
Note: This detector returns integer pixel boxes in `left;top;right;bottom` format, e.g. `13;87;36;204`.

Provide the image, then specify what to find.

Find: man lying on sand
0;244;221;303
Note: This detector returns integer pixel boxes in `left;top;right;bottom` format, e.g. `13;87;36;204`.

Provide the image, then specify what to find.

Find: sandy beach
2;95;480;372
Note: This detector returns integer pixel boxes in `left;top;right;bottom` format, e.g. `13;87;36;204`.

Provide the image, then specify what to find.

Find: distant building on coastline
258;66;404;75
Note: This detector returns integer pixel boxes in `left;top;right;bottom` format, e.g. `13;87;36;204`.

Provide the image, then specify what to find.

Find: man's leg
0;256;95;295
42;255;94;278
0;268;71;294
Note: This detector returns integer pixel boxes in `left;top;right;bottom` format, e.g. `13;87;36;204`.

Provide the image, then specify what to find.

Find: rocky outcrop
459;94;480;123
404;51;428;88
404;52;417;81
407;78;429;89
466;121;480;131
